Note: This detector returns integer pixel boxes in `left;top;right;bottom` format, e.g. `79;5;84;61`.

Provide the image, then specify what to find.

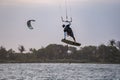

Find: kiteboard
61;39;81;46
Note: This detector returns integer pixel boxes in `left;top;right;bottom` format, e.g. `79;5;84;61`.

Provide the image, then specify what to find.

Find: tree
0;46;7;60
18;45;25;53
44;44;68;59
8;49;15;54
80;46;97;61
97;44;108;62
116;41;120;50
29;48;37;53
109;39;116;47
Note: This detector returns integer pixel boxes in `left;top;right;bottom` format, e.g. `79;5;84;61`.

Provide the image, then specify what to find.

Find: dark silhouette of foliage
0;46;7;60
109;39;116;47
116;41;120;50
0;40;120;63
18;45;25;53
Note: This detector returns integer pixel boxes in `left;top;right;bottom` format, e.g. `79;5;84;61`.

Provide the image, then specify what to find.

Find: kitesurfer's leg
64;32;67;40
72;36;76;42
69;32;76;42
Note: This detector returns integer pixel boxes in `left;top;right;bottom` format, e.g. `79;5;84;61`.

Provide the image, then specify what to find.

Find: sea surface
0;63;120;80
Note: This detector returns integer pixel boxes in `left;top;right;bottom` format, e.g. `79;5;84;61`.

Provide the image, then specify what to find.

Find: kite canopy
27;20;35;29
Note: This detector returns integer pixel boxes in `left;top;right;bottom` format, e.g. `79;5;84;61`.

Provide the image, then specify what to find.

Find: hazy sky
0;0;120;51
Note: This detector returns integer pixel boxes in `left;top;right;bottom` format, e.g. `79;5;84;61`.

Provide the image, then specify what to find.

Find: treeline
0;40;120;63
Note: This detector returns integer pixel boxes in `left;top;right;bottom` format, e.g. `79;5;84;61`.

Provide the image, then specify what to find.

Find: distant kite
27;20;35;29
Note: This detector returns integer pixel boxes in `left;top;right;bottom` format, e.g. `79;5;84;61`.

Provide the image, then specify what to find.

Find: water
0;63;120;80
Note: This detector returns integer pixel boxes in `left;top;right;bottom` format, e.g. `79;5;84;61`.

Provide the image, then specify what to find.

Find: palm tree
109;39;116;47
18;45;25;53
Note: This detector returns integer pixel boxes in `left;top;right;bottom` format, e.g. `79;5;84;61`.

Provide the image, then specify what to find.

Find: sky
0;0;120;52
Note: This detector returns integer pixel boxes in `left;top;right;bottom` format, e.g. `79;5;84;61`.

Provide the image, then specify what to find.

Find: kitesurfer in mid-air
61;17;76;42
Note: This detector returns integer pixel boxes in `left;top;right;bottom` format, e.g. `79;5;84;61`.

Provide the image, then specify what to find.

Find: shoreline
0;60;120;64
